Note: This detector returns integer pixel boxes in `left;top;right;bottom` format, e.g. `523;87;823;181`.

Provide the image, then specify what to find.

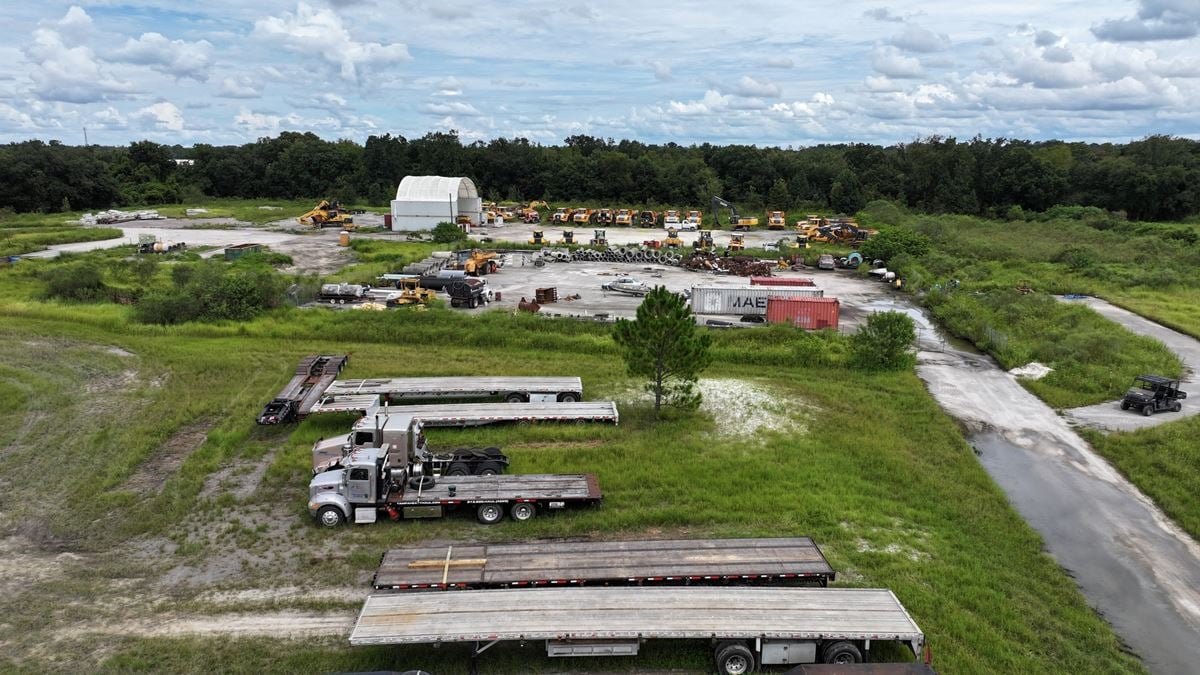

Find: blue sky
2;1;1198;146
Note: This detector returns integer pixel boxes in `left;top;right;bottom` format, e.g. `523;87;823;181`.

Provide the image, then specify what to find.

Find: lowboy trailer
256;354;349;424
319;376;583;404
371;536;835;590
349;586;925;674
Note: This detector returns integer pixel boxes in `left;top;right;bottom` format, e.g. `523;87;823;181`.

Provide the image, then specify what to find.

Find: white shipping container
690;285;824;315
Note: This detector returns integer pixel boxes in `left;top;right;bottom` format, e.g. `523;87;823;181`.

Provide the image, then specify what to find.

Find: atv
1121;375;1186;416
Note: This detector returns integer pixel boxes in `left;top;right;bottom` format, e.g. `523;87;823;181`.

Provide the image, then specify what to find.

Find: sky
1;0;1198;147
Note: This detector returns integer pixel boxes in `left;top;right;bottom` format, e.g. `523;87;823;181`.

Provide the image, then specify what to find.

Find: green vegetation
0;225;123;257
0;245;1145;674
134;259;289;325
431;220;467;243
851;311;916;371
613;286;711;414
1083;420;1200;541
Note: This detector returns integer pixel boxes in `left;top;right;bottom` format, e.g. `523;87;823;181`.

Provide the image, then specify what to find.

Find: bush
860;227;930;263
850;311;916;371
41;261;107;301
432;221;466;244
133;260;287;324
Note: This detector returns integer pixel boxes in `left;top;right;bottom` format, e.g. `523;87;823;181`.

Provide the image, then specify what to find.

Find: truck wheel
1142;405;1154;417
714;642;755;675
316;506;345;528
557;392;580;403
1173;402;1182;412
476;461;502;476
511;503;536;522
505;393;527;403
446;462;470;476
476;503;504;524
1120;401;1130;410
822;641;862;664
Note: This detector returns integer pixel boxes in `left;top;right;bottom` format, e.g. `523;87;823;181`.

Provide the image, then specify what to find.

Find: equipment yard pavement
911;296;1200;675
1059;295;1200;432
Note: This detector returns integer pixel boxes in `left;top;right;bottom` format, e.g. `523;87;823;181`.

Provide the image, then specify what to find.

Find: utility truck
307;444;601;527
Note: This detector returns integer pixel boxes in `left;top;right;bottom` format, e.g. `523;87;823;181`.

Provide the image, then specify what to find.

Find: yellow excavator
298;200;355;229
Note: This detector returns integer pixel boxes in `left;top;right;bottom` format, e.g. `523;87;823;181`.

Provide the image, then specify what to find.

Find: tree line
1;131;1197;221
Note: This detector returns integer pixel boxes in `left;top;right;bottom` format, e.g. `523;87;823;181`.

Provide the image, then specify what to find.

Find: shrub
432;221;466;244
41;261;107;301
850;311;916;371
860;227;931;263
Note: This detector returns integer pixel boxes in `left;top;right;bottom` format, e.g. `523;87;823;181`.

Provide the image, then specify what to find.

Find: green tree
829;169;865;213
612;287;712;416
860;227;930;262
432;221;466;243
851;311;916;371
767;178;791;209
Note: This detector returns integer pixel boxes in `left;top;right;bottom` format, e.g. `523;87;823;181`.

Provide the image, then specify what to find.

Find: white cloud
54;5;93;43
648;60;672;81
1092;0;1200;41
1035;30;1061;47
134;102;185;132
730;75;781;98
762;56;795;69
863;7;904;23
110;32;213;82
871;46;924;78
24;11;135;104
891;24;950;53
420;100;483;116
217;77;261;99
254;2;411;83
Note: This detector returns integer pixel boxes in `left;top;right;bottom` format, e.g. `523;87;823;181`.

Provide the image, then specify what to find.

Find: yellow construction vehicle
595;208;615;225
551;208;574;224
663;227;683;248
615;209;635;226
693;230;715;250
663;210;682;227
686;210;703;227
767;211;786;230
520;208;542;224
451;249;499;276
386;278;436;307
572;208;595;225
639;210;658;227
529;230;545;246
728;233;746;252
298;200;355;229
526;200;549;210
590;229;608;247
560;229;575;245
710;196;756;229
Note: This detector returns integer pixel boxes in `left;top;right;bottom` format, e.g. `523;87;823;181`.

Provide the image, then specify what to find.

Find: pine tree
612;287;712;416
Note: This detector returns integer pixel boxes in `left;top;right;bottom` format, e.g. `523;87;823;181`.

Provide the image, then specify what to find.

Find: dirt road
1061;296;1200;431
912;300;1200;675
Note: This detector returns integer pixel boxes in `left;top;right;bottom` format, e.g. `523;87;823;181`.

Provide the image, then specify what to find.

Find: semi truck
349;586;925;673
371;536;836;590
307;445;601;527
311;413;508;475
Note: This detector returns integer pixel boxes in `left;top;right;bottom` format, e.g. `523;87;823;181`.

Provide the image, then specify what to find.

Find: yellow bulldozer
560;229;575;245
663;227;683;248
529;230;545;246
728;233;746;252
452;249;499;276
386;278;437;307
298;200;355;229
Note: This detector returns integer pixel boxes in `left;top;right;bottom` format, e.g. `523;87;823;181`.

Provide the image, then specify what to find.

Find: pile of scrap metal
517;297;541;313
681;252;775;277
569;247;686;265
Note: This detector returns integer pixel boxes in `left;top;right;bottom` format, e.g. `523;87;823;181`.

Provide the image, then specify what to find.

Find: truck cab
309;446;399;527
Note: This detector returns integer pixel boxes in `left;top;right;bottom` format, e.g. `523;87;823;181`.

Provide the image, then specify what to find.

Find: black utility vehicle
1121;375;1186;416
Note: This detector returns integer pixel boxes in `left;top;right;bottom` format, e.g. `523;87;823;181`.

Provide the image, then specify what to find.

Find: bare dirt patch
0;535;84;595
622;378;814;438
123;419;213;495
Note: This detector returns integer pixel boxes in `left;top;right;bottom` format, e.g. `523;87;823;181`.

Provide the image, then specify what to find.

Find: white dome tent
389;176;482;231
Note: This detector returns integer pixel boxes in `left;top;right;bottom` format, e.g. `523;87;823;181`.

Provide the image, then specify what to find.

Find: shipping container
751;276;815;287
691;285;824;316
766;297;840;330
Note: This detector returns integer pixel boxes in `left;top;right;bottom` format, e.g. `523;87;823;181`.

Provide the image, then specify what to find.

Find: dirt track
1062;296;1200;431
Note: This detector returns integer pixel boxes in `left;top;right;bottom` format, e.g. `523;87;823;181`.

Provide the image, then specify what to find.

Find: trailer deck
257;354;349;423
322;376;583;400
311;400;620;423
388;474;602;507
349;586;924;651
372;537;834;590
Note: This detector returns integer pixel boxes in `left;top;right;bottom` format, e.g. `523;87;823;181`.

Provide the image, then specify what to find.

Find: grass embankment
879;209;1195;407
0;256;1144;674
0;226;124;257
1083;421;1200;541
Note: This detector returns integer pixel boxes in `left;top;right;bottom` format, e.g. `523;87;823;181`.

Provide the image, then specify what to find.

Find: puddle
971;431;1200;674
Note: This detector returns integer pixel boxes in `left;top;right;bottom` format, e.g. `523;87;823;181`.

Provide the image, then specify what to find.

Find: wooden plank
350;587;923;646
373;537;834;589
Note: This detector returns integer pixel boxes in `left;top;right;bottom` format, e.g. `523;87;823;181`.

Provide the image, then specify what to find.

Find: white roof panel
395;176;479;202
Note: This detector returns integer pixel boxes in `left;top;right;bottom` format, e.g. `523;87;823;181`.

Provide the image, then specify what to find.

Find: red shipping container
384;213;393;228
766;296;839;330
751;276;815;287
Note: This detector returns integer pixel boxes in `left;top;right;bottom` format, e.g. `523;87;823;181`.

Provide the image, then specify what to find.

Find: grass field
0;256;1145;674
1083;419;1200;542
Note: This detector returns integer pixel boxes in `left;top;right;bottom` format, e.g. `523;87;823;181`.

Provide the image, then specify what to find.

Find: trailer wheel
504;393;527;403
316;506;345;528
476;503;504;524
511;503;536;522
476;461;502;476
557;392;580;403
821;641;862;664
445;462;470;476
714;642;755;675
1173;402;1182;412
1142;405;1154;417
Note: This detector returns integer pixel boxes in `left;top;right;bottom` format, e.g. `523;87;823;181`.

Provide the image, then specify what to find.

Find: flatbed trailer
256;354;349;424
372;536;835;590
381;474;602;524
310;399;619;423
320;376;583;404
350;586;925;673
